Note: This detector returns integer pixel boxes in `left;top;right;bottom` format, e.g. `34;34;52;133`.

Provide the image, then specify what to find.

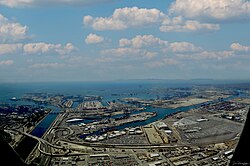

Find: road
10;129;186;157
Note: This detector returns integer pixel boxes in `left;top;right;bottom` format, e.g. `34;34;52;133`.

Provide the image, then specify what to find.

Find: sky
0;0;250;82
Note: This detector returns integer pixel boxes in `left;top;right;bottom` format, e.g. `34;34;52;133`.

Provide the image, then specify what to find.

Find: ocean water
0;81;193;105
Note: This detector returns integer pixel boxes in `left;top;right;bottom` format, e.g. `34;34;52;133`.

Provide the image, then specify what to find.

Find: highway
9;128;234;166
10;129;186;157
66;140;185;149
9;129;77;157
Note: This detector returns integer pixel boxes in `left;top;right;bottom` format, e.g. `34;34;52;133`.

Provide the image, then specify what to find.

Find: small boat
10;97;18;101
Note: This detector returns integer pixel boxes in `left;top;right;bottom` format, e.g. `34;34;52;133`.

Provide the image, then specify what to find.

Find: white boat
10;97;18;101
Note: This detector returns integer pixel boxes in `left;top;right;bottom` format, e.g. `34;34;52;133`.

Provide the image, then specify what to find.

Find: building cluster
77;101;105;110
84;127;144;143
51;153;140;166
49;143;236;166
61;112;156;143
21;93;103;108
201;101;246;113
201;101;248;123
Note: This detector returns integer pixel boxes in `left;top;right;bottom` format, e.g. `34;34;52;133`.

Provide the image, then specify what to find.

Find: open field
144;125;163;144
167;98;210;108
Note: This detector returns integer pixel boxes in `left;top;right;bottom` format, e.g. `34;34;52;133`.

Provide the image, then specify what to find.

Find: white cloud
118;35;201;53
0;60;14;65
0;42;76;55
83;15;126;31
83;6;220;32
0;0;33;8
101;47;157;59
119;38;131;47
0;43;23;55
177;50;234;60
145;58;180;68
101;48;140;57
231;43;250;52
163;58;180;65
85;33;104;44
0;0;115;8
23;42;59;54
169;0;250;20
119;35;168;48
175;43;250;60
160;16;220;32
100;35;203;65
95;57;115;63
55;43;76;54
200;51;234;59
23;42;76;55
83;7;166;30
0;14;28;42
144;52;158;59
83;16;94;25
101;35;204;62
169;42;202;53
30;63;65;68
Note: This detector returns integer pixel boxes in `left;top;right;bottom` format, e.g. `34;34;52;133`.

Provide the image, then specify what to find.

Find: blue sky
0;0;250;82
